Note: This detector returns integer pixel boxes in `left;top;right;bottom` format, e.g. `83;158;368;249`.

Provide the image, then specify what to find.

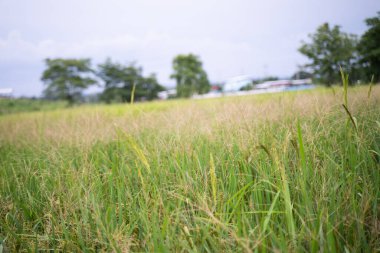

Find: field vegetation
0;85;379;252
0;98;67;116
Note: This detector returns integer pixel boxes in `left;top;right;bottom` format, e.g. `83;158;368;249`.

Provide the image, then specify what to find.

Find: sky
0;0;379;96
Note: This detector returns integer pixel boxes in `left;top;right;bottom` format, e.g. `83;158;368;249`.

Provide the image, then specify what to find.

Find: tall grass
0;86;379;252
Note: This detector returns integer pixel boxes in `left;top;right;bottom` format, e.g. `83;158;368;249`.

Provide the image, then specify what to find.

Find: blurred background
0;0;379;101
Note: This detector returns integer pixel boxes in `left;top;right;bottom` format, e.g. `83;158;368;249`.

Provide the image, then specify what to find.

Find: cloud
0;30;263;81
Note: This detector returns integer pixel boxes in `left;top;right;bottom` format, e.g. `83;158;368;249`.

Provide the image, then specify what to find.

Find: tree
41;58;96;104
170;54;210;98
97;59;163;103
291;69;312;80
358;12;380;82
239;83;254;91
299;23;358;85
259;76;279;82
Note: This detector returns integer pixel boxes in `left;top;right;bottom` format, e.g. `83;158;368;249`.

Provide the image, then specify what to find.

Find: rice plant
0;85;379;252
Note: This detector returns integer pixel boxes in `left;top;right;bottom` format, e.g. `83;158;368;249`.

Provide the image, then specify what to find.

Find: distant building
255;79;312;89
192;78;315;100
255;80;291;89
291;78;312;86
0;88;13;98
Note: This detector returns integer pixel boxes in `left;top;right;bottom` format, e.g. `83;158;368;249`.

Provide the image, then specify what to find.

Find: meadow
0;85;379;252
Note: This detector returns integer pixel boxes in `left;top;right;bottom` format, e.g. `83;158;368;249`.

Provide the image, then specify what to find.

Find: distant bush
0;98;67;115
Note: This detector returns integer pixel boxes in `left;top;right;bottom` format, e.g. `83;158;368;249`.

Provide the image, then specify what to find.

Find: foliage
251;76;280;85
299;23;358;85
358;12;380;82
1;86;379;252
97;59;164;103
258;76;279;83
171;54;210;97
0;98;67;115
41;58;96;104
291;70;312;80
239;83;254;91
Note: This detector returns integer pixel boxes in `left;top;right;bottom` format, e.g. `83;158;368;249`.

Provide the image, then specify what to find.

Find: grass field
0;86;379;252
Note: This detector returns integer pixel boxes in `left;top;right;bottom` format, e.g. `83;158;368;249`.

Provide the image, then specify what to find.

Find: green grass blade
368;74;374;99
130;82;136;104
340;66;349;107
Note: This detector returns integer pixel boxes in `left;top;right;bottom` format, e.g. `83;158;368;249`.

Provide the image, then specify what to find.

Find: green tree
170;54;210;97
358;12;380;82
41;58;96;104
299;23;358;85
291;69;312;80
97;59;163;103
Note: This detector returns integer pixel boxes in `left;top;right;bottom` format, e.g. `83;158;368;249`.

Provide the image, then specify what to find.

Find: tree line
41;54;210;104
298;12;380;85
41;12;379;104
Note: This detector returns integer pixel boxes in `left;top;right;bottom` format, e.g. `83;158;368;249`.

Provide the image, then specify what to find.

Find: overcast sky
0;0;379;96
